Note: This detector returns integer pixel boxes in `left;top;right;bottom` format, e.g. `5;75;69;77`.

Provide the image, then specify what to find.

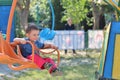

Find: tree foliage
61;0;88;24
16;0;114;31
30;0;54;29
30;0;64;30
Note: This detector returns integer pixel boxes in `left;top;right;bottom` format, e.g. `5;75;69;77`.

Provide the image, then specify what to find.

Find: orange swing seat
0;33;39;70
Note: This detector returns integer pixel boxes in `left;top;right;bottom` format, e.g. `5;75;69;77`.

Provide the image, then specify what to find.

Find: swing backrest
0;33;22;64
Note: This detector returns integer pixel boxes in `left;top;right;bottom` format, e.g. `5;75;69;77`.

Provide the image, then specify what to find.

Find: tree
30;0;50;28
16;0;30;30
61;0;88;29
16;0;51;30
91;0;110;29
92;1;101;29
30;0;64;30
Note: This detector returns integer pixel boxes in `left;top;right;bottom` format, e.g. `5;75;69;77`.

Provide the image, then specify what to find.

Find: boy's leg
50;68;62;76
44;58;62;76
27;55;62;76
44;58;57;73
27;54;46;69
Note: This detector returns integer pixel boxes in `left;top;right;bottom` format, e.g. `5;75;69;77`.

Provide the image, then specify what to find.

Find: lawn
1;50;100;80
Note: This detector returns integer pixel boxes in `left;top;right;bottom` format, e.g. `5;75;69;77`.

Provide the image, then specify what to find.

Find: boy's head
25;23;39;41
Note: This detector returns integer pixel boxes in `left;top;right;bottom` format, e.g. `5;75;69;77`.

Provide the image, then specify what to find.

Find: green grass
1;50;100;80
14;64;97;80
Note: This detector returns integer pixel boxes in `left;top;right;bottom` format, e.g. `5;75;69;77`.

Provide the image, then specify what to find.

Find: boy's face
26;30;39;41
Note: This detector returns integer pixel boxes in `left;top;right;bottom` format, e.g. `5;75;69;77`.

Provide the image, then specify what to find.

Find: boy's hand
50;45;58;49
19;39;26;44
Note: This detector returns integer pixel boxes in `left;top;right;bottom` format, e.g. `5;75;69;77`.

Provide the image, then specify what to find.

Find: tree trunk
19;9;29;30
17;0;30;31
92;1;100;30
93;13;100;30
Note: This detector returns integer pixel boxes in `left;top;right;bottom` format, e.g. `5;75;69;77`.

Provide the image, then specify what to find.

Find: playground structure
0;0;60;71
97;22;120;80
0;0;15;42
104;0;120;21
96;0;120;79
39;0;56;40
109;0;120;10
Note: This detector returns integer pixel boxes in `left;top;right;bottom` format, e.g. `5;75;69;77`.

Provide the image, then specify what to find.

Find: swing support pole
6;0;18;42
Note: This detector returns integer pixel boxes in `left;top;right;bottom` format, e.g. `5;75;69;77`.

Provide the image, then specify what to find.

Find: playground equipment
0;0;15;42
96;0;120;79
2;33;6;39
104;0;120;21
39;0;56;40
96;22;120;80
109;0;120;10
0;0;60;71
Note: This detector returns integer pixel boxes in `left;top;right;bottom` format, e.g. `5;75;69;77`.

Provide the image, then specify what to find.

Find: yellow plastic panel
112;34;120;79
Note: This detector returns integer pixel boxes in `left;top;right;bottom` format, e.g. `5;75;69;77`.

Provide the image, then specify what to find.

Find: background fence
40;30;104;50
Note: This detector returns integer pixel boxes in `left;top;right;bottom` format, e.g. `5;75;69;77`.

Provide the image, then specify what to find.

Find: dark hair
25;23;39;33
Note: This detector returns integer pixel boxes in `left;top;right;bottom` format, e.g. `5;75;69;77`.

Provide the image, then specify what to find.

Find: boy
13;23;62;76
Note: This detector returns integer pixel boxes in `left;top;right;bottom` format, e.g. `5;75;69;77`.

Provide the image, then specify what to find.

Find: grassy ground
1;50;101;80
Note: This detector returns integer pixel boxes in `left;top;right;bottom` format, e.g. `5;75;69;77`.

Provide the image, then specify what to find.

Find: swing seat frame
0;0;60;71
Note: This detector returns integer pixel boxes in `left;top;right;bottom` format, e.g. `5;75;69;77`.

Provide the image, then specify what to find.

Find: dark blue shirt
19;38;44;58
65;23;75;30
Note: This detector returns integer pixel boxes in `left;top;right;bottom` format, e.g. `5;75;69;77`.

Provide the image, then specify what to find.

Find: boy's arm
10;38;26;48
13;38;26;44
